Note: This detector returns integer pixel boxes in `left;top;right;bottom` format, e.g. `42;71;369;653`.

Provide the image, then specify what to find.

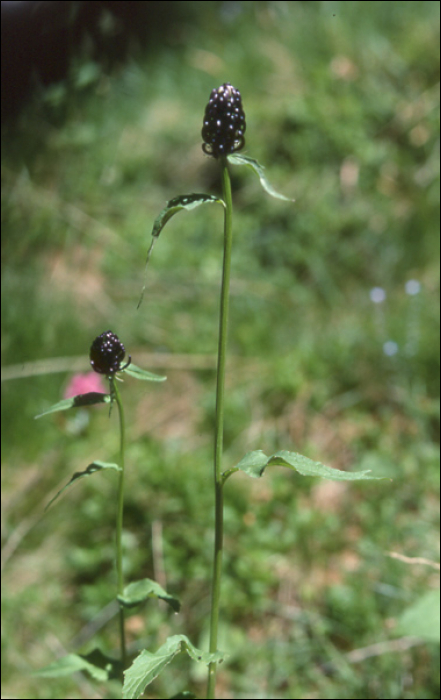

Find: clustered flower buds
202;83;246;158
90;330;131;376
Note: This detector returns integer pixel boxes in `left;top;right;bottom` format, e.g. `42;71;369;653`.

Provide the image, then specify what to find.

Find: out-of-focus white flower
405;280;421;296
383;341;399;356
370;287;386;303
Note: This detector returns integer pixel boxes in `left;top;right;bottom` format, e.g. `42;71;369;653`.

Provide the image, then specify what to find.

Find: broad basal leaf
225;449;387;482
227;153;294;201
35;392;110;418
45;461;120;511
118;578;180;612
123;635;225;700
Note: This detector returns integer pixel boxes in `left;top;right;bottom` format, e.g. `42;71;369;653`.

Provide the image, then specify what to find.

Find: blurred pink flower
63;372;106;399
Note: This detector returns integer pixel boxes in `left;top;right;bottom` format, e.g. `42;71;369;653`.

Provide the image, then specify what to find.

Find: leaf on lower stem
224;449;388;482
227;153;294;201
35;392;111;418
118;578;180;612
122;635;226;700
35;648;122;681
45;460;121;511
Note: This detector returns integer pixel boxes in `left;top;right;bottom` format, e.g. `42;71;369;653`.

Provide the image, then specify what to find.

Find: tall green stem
111;378;127;673
207;157;233;699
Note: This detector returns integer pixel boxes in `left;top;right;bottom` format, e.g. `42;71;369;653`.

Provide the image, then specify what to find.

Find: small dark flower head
202;83;246;158
89;330;131;376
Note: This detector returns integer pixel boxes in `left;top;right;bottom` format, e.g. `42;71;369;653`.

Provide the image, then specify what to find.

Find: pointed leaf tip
35;648;120;682
35;392;111;418
227;153;294;202
226;449;387;482
138;194;225;308
45;461;121;511
123;364;166;382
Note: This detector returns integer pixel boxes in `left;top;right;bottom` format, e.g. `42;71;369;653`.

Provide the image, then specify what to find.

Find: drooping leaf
35;648;121;681
123;363;166;382
118;578;180;613
35;392;110;418
152;194;226;238
224;449;387;483
227;153;294;201
138;194;225;308
122;635;226;700
45;461;121;511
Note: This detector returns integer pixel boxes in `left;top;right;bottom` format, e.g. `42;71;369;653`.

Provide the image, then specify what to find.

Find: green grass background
1;1;439;698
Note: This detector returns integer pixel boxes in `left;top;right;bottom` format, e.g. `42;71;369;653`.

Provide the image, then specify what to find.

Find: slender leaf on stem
35;648;122;681
124;364;166;382
227;153;294;201
45;461;121;511
118;578;180;612
138;194;225;308
151;194;226;238
123;635;226;700
223;449;388;483
35;392;110;418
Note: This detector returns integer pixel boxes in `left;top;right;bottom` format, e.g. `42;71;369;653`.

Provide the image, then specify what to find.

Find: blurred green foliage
1;2;439;698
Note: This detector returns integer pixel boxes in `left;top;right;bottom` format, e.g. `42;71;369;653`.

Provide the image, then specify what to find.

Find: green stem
111;378;127;674
207;157;233;699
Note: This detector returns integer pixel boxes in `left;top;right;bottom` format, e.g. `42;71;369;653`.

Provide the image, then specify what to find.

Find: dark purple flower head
202;83;246;158
90;330;131;376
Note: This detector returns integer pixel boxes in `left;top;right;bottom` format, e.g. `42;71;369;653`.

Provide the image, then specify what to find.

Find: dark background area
2;1;191;118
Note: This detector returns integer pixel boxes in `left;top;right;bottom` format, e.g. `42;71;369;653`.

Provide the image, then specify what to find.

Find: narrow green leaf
45;460;121;511
270;450;387;480
138;194;225;308
226;449;387;482
118;578;180;612
122;635;225;700
124;364;166;382
227;153;294;201
35;648;120;681
35;392;110;418
152;194;226;238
